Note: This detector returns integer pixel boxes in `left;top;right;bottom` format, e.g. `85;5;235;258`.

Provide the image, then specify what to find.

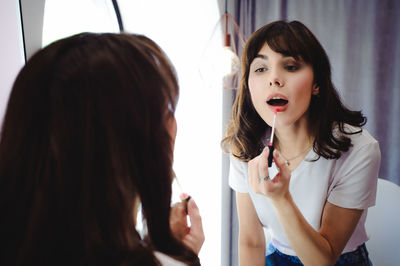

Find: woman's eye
255;67;267;72
285;65;299;71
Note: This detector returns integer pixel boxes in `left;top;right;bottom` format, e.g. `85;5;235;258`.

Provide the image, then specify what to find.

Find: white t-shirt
154;251;188;266
229;126;381;256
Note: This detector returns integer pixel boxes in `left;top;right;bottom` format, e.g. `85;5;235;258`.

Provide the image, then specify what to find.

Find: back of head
0;33;198;265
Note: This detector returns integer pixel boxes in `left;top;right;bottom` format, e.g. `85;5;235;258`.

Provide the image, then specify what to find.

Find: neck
274;119;313;158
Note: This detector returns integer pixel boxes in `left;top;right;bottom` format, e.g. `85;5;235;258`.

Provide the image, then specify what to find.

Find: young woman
0;33;204;265
223;21;380;265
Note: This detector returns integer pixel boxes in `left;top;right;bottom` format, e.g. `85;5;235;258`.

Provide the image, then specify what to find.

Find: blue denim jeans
265;242;372;266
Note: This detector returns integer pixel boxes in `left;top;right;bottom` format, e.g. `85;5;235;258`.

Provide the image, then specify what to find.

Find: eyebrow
254;54;267;60
254;54;293;60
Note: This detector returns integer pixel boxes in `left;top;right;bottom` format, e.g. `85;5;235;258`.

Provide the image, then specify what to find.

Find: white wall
0;0;25;124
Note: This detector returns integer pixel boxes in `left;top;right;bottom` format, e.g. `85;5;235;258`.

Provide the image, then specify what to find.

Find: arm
272;193;362;266
236;192;266;266
248;148;363;266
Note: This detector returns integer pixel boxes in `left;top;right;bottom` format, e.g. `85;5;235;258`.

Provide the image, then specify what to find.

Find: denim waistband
266;242;370;265
335;243;370;265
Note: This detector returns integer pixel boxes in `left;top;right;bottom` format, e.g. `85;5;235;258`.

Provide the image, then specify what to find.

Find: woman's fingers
170;202;188;240
170;196;204;254
258;147;270;180
183;198;204;254
273;150;291;179
248;147;293;198
248;147;271;195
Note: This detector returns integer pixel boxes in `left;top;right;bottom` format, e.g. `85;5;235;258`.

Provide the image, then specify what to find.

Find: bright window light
118;1;222;264
42;0;119;47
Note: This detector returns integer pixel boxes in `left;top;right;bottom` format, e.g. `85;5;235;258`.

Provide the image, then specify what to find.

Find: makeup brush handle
268;145;274;167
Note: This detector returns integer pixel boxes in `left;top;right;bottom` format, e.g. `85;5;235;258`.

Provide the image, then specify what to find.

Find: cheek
248;78;262;103
248;78;274;126
168;117;177;147
291;74;314;103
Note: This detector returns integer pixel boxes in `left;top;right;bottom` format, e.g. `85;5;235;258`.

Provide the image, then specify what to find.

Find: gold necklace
280;144;313;166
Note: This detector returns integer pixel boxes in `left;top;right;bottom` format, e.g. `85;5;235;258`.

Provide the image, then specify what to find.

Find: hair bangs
265;23;312;63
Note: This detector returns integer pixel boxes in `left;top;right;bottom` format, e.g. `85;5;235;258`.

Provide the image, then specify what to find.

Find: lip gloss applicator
267;109;279;167
174;173;191;214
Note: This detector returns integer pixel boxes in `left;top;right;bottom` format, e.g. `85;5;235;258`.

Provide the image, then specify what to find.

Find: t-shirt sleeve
328;140;381;209
228;155;249;193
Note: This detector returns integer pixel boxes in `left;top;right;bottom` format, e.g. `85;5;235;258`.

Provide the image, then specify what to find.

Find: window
118;1;222;264
42;0;119;47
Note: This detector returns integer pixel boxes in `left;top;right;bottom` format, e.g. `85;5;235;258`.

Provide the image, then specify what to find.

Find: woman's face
248;43;318;129
166;109;177;149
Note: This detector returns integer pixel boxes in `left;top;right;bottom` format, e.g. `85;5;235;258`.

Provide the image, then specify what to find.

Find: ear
312;84;319;95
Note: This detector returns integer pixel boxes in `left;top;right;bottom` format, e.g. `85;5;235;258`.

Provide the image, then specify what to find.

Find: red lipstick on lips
266;93;288;112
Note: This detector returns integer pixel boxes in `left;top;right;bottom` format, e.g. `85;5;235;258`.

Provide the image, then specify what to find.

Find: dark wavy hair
222;20;366;161
0;33;200;265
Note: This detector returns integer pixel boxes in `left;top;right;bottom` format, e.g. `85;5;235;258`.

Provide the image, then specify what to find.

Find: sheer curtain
221;1;399;265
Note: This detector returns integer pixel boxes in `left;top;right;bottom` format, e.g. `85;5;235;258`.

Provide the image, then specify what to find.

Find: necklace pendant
286;160;290;166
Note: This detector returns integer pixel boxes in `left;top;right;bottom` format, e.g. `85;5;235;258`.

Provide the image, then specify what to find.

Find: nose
269;69;284;87
269;79;283;87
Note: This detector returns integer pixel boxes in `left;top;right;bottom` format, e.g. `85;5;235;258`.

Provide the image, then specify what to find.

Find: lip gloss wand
174;174;191;214
267;109;278;167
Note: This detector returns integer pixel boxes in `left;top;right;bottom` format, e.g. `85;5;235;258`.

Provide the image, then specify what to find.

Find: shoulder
347;126;380;164
230;154;248;168
335;125;380;166
333;124;379;155
328;126;380;209
153;251;187;266
228;154;249;193
345;125;378;148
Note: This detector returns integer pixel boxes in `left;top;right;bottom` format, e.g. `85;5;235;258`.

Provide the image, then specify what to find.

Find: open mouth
267;97;289;106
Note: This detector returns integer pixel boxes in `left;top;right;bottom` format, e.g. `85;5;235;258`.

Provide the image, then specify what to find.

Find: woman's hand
248;148;291;203
170;196;204;254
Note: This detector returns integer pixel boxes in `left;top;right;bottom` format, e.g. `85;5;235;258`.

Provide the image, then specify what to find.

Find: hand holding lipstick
248;148;292;202
170;194;205;254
